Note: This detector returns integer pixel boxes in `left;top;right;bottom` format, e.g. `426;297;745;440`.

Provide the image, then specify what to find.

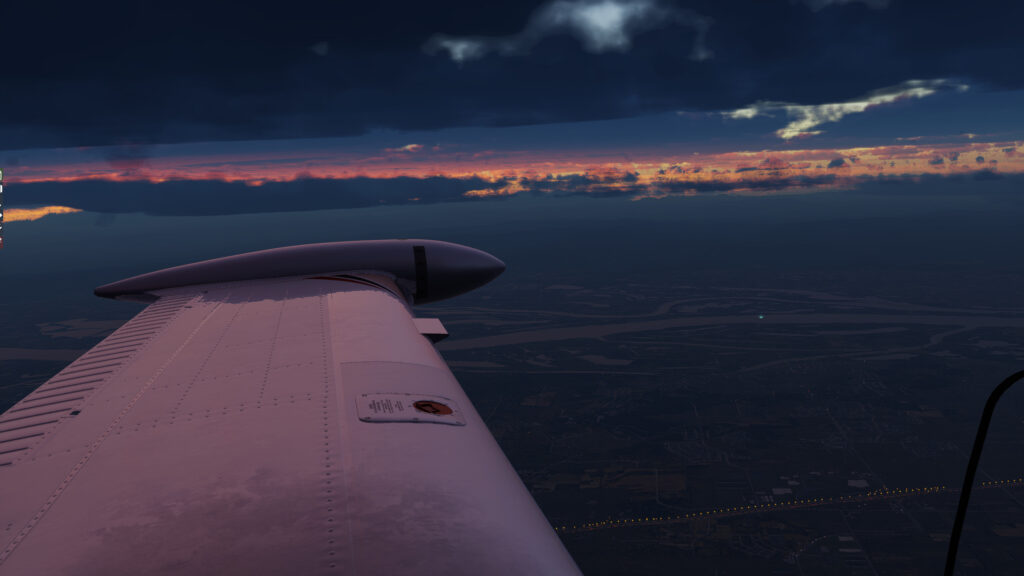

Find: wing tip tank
95;239;505;304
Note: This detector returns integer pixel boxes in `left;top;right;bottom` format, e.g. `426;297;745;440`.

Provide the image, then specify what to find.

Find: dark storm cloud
658;164;702;175
733;157;811;173
104;144;154;176
10;177;509;216
970;168;1004;181
2;0;1024;149
516;171;837;197
656;173;838;194
9;169;852;216
518;171;643;197
849;170;1019;195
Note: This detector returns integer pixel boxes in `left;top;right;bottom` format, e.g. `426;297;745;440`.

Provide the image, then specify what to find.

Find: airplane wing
0;239;581;575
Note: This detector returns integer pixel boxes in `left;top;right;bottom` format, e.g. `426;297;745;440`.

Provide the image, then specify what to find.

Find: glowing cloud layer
5;137;1022;210
724;79;969;140
4;206;82;222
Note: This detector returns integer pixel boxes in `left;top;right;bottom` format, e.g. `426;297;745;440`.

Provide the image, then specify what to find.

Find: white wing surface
0;240;581;575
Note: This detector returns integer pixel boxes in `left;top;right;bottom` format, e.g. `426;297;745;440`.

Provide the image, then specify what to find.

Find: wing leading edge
0;240;581;575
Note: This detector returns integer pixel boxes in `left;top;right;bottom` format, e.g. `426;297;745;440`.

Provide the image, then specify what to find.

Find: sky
1;0;1023;219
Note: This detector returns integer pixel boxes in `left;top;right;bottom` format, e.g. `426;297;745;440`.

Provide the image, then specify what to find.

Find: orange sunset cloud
4;206;83;222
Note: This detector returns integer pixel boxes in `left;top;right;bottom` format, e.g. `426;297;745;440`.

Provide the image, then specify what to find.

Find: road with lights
555;477;1024;534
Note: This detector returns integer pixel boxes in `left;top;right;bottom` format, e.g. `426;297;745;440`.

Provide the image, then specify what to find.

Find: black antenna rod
945;369;1024;576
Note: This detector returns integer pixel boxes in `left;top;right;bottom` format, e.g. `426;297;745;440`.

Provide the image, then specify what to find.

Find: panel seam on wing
0;297;223;567
0;296;193;467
